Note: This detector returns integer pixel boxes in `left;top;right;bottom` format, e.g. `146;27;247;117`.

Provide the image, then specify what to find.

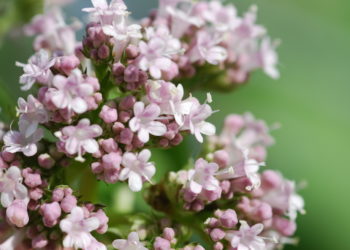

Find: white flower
129;102;166;143
180;97;216;143
83;0;129;27
225;221;266;250
0;166;28;208
113;232;148;250
120;149;156;192
60;207;100;249
3;124;43;157
16;50;56;91
17;95;49;138
50;69;94;114
187;158;220;194
55;119;102;162
189;30;227;65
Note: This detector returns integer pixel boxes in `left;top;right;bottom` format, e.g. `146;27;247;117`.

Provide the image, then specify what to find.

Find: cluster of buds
0;0;303;249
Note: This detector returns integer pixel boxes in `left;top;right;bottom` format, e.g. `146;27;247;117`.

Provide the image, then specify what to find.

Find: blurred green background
1;0;349;249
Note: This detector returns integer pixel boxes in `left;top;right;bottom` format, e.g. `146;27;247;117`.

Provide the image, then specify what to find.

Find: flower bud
6;200;29;227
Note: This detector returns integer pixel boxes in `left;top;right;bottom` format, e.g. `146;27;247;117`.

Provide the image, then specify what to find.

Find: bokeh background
0;0;349;249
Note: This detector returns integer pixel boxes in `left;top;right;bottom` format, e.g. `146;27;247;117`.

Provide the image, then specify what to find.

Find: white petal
128;172;142;192
83;139;99;154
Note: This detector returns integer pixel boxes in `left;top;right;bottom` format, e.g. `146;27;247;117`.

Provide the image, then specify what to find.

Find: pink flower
17;95;49;137
60;206;100;249
260;171;305;221
145;80;184;117
129;102;166;143
166;2;203;38
0;166;28;207
225;221;266;250
55;119;102;161
16;50;56;91
200;1;239;32
83;0;128;27
49;69;95;114
256;38;279;79
112;231;148;250
216;147;264;191
181;97;216;143
3;124;43;157
187;158;220;195
189;30;227;65
138;39;173;79
25;9;79;55
120;149;155;192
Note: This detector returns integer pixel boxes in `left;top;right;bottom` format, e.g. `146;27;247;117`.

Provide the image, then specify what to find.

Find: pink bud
273;217;296;236
210;228;225;241
112;62;125;76
55;55;80;75
219;209;238;228
224;115;244;134
98;45;110;59
60;195;77;213
119;128;133;145
261;170;282;189
213;242;224;250
163;227;175;241
213;150;230;168
32;234;48;249
38;154;55;169
100;138;118;153
125;44;139;59
154;237;171;250
29;188;43;201
40;202;61;227
256;202;273;221
6;200;29;227
23;168;42;188
99;105;118;123
52;188;64;202
1;152;15;162
119;96;136;110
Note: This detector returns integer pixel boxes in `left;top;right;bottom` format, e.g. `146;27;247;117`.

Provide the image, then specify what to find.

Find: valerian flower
113;231;148;250
0;166;28;207
60;206;100;249
16;50;56;91
187;158;220;195
49;69;95;114
120;149;155;192
129;102;166;143
3;123;43;157
17;95;49;137
225;221;266;250
55;119;102;162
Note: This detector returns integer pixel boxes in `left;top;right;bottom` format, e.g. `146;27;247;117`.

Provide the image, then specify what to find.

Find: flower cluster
141;0;279;88
0;0;303;249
